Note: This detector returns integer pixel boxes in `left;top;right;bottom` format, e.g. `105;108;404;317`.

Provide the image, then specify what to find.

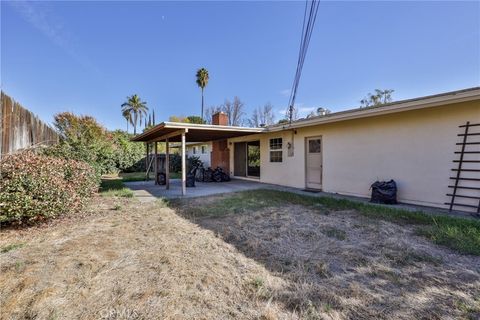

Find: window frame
308;139;321;153
269;138;283;163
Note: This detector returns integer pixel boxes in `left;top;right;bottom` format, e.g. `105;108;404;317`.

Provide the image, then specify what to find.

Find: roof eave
130;122;168;142
267;87;480;132
131;121;265;142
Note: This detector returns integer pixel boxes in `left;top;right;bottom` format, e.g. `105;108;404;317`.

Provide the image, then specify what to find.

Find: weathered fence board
1;92;59;156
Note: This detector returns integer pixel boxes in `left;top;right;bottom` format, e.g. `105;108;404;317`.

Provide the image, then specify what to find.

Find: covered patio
131;120;264;196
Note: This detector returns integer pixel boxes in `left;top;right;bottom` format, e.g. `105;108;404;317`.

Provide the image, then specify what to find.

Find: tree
360;89;394;108
47;112;146;175
203;97;246;126
54;112;105;144
169;115;189;123
196;68;209;120
186;115;205;124
121;94;148;134
284;106;299;122
167;115;204;124
48;112;117;174
249;103;275;127
222;96;245;126
204;106;222;124
110;130;146;172
122;109;133;133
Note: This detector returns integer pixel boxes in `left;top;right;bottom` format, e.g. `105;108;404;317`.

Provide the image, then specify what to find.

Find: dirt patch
177;198;480;319
0;197;293;319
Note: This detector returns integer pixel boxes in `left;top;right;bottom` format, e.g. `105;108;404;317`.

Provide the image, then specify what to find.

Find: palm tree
122;108;133;133
196;68;209;120
121;94;148;134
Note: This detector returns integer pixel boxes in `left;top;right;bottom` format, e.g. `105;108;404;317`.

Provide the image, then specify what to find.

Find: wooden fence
1;92;59;157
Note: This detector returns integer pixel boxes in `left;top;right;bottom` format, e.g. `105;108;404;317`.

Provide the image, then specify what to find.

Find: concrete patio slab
124;178;265;202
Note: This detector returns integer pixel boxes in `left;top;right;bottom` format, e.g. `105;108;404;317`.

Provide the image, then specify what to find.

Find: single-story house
132;87;480;212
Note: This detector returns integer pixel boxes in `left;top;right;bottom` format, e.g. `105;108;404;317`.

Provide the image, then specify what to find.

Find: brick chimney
212;112;228;126
210;111;230;172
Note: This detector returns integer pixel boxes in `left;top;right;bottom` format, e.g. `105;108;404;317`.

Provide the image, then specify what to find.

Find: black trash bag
186;167;197;187
157;172;166;185
195;166;205;182
217;167;230;182
203;167;214;182
221;171;230;182
212;167;223;182
370;180;397;204
211;167;231;182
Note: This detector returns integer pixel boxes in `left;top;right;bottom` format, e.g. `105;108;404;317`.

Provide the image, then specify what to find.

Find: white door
305;137;322;190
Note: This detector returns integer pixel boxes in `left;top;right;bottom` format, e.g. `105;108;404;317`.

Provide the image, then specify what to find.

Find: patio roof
131;122;265;143
131;122;264;196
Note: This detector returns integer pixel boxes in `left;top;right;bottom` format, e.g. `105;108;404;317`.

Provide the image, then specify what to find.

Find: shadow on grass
172;189;480;256
103;171;182;182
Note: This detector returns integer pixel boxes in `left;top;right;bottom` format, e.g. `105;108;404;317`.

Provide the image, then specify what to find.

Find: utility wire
288;0;320;123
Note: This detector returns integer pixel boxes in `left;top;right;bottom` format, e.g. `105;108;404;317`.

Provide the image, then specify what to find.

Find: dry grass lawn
1;190;479;319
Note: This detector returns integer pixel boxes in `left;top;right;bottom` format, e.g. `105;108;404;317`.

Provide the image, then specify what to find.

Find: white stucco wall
186;143;212;167
228;100;480;210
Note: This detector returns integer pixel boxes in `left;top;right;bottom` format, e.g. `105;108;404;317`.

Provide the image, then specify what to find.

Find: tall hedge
0;151;99;224
43;112;145;175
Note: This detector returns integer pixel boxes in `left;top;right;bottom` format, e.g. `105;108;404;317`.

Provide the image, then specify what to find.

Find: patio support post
154;142;158;185
145;143;149;180
181;131;186;196
165;138;170;190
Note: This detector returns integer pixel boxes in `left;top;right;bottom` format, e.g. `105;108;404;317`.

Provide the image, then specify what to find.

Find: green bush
110;130;145;172
169;153;182;172
44;140;117;175
0;151;99;224
187;156;202;171
43;112;145;175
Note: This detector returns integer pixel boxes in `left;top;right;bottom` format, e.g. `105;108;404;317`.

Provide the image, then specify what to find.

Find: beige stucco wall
228;100;480;210
186;143;211;167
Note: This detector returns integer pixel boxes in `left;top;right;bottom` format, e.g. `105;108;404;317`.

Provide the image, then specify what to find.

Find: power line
288;0;320;123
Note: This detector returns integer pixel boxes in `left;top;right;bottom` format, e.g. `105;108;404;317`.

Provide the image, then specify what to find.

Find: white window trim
269;137;283;163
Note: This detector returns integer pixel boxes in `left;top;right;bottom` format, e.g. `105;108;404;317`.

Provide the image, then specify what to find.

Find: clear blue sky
1;1;479;130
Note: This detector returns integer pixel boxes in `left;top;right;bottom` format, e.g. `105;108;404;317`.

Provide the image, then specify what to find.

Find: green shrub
44;140;117;175
43;113;145;176
0;151;99;224
187;156;202;171
110;130;145;172
169;153;182;172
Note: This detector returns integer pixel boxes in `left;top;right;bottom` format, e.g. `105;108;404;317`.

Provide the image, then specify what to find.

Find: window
270;138;282;150
308;139;321;153
269;138;283;162
201;145;206;154
193;147;197;154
